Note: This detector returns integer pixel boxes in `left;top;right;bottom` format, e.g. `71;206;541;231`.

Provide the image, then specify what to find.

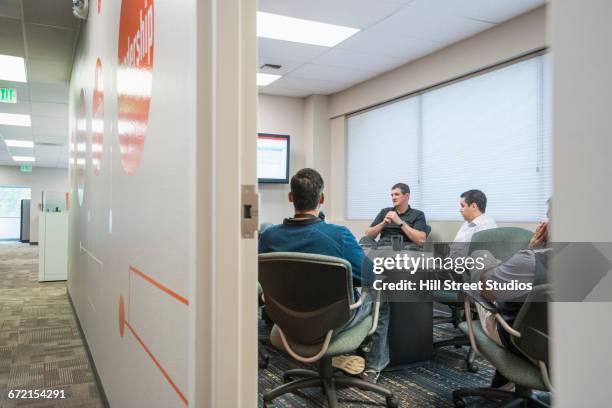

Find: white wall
68;1;197;407
550;1;612;406
323;6;547;240
257;94;305;224
0;165;68;242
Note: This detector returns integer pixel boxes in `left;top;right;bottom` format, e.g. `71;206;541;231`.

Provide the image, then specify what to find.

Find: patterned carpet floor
0;242;103;408
258;312;501;407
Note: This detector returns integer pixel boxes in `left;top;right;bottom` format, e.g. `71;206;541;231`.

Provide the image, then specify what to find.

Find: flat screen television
257;133;290;183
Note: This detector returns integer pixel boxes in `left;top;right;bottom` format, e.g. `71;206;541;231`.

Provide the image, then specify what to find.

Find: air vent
260;64;282;70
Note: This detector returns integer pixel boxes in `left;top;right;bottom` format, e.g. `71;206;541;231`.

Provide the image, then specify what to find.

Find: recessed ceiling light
5;139;34;148
257;12;359;47
0;112;31;127
0;55;27;82
257;73;282;86
12;156;35;162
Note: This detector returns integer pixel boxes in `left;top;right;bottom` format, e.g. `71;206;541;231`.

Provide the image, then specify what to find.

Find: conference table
362;245;437;370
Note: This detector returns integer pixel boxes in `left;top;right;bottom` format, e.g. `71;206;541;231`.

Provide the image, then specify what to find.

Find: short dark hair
392;183;410;195
461;189;487;213
290;168;324;211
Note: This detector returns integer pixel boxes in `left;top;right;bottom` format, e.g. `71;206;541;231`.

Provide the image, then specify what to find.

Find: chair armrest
277;328;333;364
461;292;522;346
467;293;521;338
367;289;381;336
349;294;364;310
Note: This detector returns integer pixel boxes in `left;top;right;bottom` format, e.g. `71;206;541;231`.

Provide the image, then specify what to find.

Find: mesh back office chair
258;223;276;369
432;227;534;372
259;252;398;408
453;284;553;408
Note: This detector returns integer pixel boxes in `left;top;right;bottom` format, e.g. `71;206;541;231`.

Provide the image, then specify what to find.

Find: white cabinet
38;212;68;282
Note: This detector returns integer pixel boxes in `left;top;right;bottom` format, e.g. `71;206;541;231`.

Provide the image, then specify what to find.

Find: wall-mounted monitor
257;133;290;183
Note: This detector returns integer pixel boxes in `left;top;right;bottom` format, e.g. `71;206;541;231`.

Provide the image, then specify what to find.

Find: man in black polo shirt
364;183;427;246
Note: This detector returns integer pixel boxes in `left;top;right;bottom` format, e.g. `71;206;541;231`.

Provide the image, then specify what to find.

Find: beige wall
322;6;547;239
0;165;68;242
257;94;305;223
550;1;612;406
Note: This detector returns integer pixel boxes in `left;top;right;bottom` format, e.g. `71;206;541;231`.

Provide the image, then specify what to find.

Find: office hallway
0;243;103;408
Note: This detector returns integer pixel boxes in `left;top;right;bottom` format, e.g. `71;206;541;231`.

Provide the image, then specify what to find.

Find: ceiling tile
34;134;66;145
0;0;21;19
259;38;329;64
7;146;36;157
27;58;71;83
29;82;69;103
30;102;68;118
0;17;25;57
259;0;407;29
0;81;30;102
0;125;33;140
25;23;75;61
372;5;495;44
22;0;79;29
410;0;544;24
337;27;445;60
289;64;375;84
34;144;61;160
259;87;311;98
0;101;30;115
270;76;348;94
31;115;67;138
311;48;405;73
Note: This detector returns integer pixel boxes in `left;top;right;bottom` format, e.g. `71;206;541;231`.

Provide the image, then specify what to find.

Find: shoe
360;368;381;384
332;355;365;375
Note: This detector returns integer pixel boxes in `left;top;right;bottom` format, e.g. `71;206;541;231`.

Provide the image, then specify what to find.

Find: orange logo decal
92;58;104;176
117;0;154;175
76;89;87;206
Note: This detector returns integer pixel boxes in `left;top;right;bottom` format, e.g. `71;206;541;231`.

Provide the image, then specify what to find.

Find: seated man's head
460;189;487;222
391;183;410;210
289;168;324;214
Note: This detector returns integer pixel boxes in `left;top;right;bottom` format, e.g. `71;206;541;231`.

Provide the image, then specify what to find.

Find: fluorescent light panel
0;55;27;82
12;156;35;162
5;139;34;148
0;112;31;127
257;12;359;47
257;73;281;86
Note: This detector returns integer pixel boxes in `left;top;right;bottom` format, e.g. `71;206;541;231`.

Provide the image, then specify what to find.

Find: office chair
258;223;275;369
453;284;552;407
432;227;534;373
258;282;270;369
259;252;398;408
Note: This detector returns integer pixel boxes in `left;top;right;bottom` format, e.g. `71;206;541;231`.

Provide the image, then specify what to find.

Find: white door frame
194;0;258;406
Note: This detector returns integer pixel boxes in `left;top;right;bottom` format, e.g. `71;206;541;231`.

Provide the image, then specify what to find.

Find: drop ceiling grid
258;0;544;97
0;0;75;168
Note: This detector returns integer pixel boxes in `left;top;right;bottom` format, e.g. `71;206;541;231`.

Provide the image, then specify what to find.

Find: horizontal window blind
346;55;551;222
346;98;420;220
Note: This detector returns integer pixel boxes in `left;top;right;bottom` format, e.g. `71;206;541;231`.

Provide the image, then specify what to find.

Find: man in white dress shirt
449;189;497;258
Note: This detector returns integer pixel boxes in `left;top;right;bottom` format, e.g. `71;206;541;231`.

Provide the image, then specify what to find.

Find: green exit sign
0;87;17;103
20;164;32;173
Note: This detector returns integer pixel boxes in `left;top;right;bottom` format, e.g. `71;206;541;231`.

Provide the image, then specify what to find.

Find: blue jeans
336;291;390;372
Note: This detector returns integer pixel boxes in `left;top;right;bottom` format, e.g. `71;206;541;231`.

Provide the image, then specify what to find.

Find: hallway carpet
0;243;103;408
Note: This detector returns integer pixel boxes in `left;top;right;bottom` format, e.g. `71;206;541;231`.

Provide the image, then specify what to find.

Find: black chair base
263;357;399;408
453;385;550;408
433;336;478;373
